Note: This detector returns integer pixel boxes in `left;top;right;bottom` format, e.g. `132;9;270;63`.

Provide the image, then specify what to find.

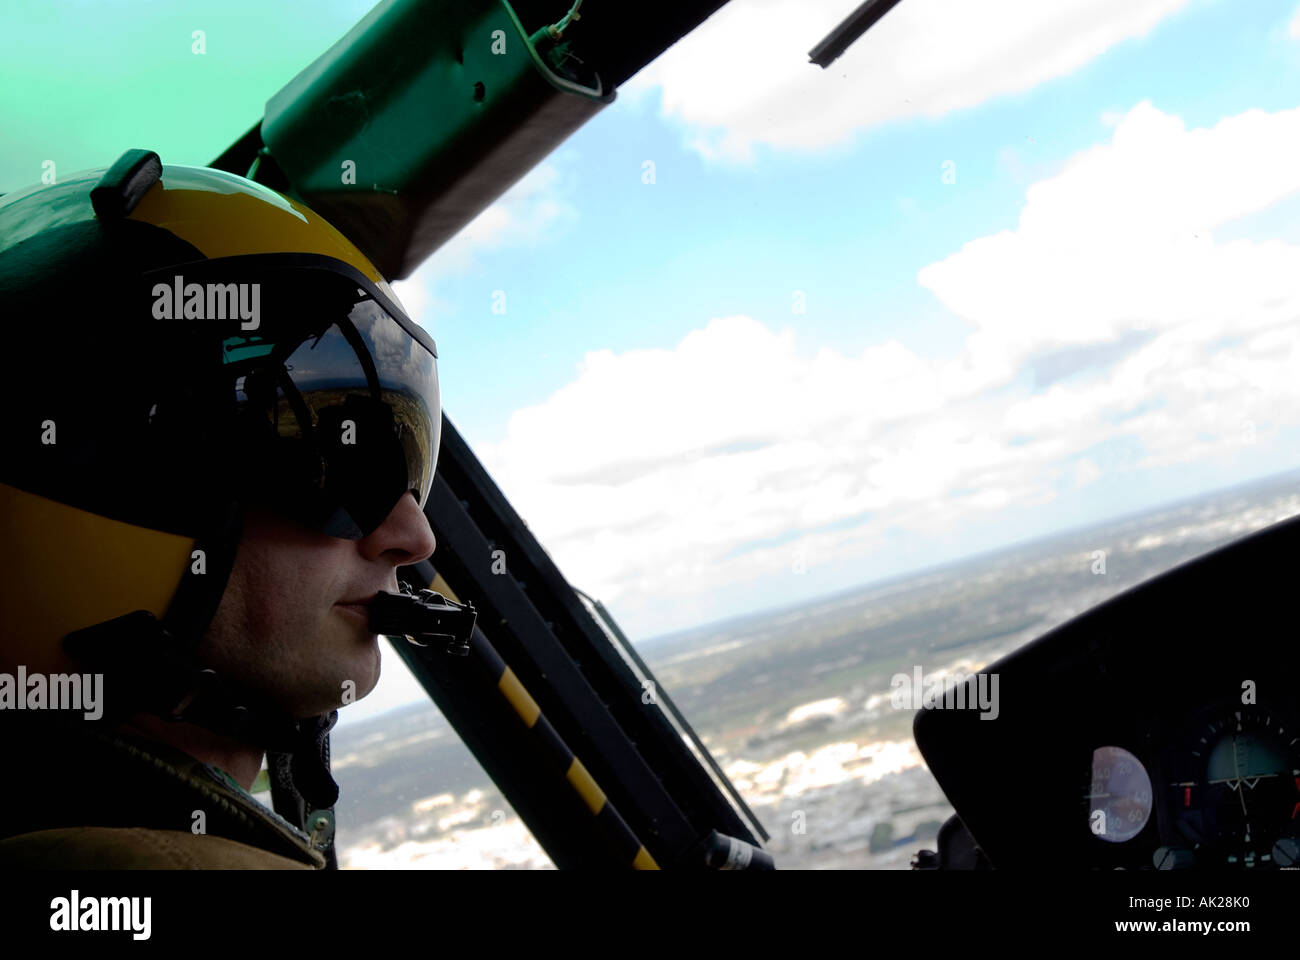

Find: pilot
0;150;440;869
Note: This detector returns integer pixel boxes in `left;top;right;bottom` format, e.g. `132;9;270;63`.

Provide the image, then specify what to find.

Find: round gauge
1170;706;1300;868
1086;745;1153;843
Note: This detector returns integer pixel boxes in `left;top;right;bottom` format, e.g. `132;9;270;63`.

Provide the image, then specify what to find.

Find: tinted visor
140;253;440;539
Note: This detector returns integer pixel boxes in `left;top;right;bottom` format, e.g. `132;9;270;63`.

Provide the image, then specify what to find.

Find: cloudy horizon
394;0;1300;650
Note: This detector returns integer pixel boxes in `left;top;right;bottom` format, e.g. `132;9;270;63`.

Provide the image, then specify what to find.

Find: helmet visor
139;254;440;539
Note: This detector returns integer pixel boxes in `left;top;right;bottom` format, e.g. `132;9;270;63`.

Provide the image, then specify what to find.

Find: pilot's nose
360;491;436;566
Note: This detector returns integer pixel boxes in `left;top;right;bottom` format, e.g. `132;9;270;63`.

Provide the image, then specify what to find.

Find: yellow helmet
0;150;442;682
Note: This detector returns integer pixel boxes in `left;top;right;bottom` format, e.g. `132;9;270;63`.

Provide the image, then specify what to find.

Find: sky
5;1;1300;723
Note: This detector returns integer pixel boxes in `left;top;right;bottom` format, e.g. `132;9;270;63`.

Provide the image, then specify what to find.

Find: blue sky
396;0;1300;653
423;0;1300;425
5;1;1300;722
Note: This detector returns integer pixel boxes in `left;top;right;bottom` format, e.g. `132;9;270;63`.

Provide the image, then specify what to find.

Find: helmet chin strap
268;711;340;869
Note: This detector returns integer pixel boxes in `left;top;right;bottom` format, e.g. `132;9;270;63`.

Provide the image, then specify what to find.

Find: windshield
326;0;1300;868
8;0;1300;872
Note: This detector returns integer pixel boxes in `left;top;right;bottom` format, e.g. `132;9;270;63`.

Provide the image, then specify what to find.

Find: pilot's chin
337;663;381;710
289;675;378;719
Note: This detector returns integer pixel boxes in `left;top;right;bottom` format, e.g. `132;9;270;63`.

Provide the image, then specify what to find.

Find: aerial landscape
301;469;1300;869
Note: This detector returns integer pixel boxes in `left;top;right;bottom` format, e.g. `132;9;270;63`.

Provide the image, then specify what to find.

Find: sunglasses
138;253;441;539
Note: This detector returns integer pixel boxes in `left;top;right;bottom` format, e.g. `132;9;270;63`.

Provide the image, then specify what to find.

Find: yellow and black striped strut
429;575;659;870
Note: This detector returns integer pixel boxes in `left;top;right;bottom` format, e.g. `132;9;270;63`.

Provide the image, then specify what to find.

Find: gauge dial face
1086;745;1153;843
1170;706;1300;868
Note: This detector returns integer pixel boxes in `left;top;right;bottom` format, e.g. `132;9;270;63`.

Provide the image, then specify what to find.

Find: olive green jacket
0;725;326;870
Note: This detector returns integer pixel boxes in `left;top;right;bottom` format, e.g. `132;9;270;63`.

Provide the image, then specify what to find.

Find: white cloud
475;101;1300;633
919;100;1300;366
626;0;1193;161
1074;458;1102;488
440;163;572;269
393;163;573;325
1289;2;1300;38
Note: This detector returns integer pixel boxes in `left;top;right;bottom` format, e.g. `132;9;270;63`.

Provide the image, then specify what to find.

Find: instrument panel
914;512;1300;869
1086;702;1300;869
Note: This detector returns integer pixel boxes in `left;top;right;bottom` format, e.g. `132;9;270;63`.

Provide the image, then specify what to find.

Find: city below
292;469;1300;869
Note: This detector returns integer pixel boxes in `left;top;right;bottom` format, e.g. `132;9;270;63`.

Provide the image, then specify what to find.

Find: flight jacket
0;723;326;870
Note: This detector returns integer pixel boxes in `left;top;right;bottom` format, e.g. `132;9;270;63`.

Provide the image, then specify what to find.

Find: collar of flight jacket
0;721;327;869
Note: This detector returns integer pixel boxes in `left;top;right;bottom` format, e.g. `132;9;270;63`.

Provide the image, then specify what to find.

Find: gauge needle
1233;737;1249;819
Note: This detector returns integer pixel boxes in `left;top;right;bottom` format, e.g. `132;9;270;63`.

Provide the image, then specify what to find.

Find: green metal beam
258;0;612;279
